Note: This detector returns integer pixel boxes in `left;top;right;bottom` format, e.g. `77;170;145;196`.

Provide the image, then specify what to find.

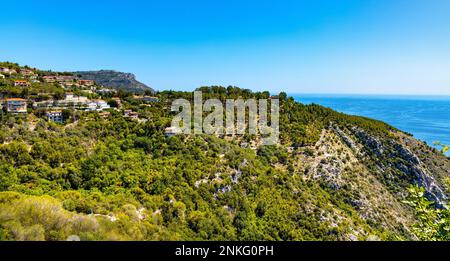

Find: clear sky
1;0;450;94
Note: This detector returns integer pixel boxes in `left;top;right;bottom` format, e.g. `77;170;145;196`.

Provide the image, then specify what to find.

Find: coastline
292;93;450;155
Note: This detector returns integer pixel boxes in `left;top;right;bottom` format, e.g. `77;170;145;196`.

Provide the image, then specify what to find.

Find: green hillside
1;62;449;241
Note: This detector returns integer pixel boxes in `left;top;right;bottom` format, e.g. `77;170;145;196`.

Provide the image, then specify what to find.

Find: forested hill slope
0;66;449;240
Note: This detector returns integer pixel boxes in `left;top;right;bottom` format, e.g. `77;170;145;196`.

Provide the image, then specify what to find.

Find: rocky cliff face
292;123;450;239
75;70;155;93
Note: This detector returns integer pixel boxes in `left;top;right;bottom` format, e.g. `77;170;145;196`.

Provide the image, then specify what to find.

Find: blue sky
1;0;450;94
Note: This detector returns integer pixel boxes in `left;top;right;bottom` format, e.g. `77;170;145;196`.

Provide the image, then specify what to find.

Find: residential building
82;90;94;94
123;109;132;117
78;80;94;86
0;67;16;74
142;96;160;103
64;93;82;101
46;110;63;123
98;111;111;119
111;97;122;108
56;75;74;83
86;100;110;111
33;100;55;109
123;109;139;119
164;126;180;137
86;102;98;111
97;88;116;94
6;98;27;113
59;93;89;107
96;100;111;111
20;69;35;77
128;111;139;119
43;76;57;83
14;80;31;87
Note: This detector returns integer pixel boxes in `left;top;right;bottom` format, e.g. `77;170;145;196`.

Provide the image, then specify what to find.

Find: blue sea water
292;94;450;155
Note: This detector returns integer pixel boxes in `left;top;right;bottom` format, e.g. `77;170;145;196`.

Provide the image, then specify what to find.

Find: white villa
58;93;89;107
86;100;110;111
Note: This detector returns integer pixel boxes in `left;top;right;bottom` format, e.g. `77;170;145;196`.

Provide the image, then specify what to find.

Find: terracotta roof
6;98;26;101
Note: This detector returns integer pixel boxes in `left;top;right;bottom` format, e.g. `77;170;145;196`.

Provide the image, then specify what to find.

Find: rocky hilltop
75;70;155;93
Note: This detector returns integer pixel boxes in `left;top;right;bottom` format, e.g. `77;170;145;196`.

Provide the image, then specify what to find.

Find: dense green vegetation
0;116;378;240
0;86;397;240
404;185;450;240
1;65;449;241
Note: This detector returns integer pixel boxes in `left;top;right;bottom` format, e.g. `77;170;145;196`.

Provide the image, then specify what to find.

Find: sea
292;94;450;155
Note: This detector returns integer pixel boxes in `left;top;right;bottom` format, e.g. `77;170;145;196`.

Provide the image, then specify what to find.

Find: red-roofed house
14;80;31;87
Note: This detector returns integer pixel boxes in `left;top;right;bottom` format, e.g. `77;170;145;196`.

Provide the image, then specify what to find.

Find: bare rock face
351;127;384;157
75;70;155;94
330;124;357;151
339;125;448;206
392;143;447;205
304;123;449;238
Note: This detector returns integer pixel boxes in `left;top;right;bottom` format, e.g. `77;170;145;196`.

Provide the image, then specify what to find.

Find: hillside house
6;98;27;113
123;109;132;117
58;93;89;107
123;109;139;119
56;75;74;82
14;80;31;87
20;69;35;77
164;126;180;137
86;100;110;111
82;90;94;94
46;110;63;123
65;93;87;102
43;76;57;83
97;100;111;111
56;76;76;87
128;111;139;119
142;96;160;103
86;102;97;111
33;100;55;109
97;89;116;94
78;80;94;86
0;67;17;74
98;111;111;119
111;97;122;108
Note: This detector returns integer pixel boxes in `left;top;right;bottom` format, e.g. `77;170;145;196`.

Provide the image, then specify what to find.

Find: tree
107;99;119;108
62;109;72;122
403;185;450;241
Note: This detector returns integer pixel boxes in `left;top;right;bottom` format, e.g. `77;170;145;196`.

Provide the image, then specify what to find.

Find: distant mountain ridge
74;70;155;94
